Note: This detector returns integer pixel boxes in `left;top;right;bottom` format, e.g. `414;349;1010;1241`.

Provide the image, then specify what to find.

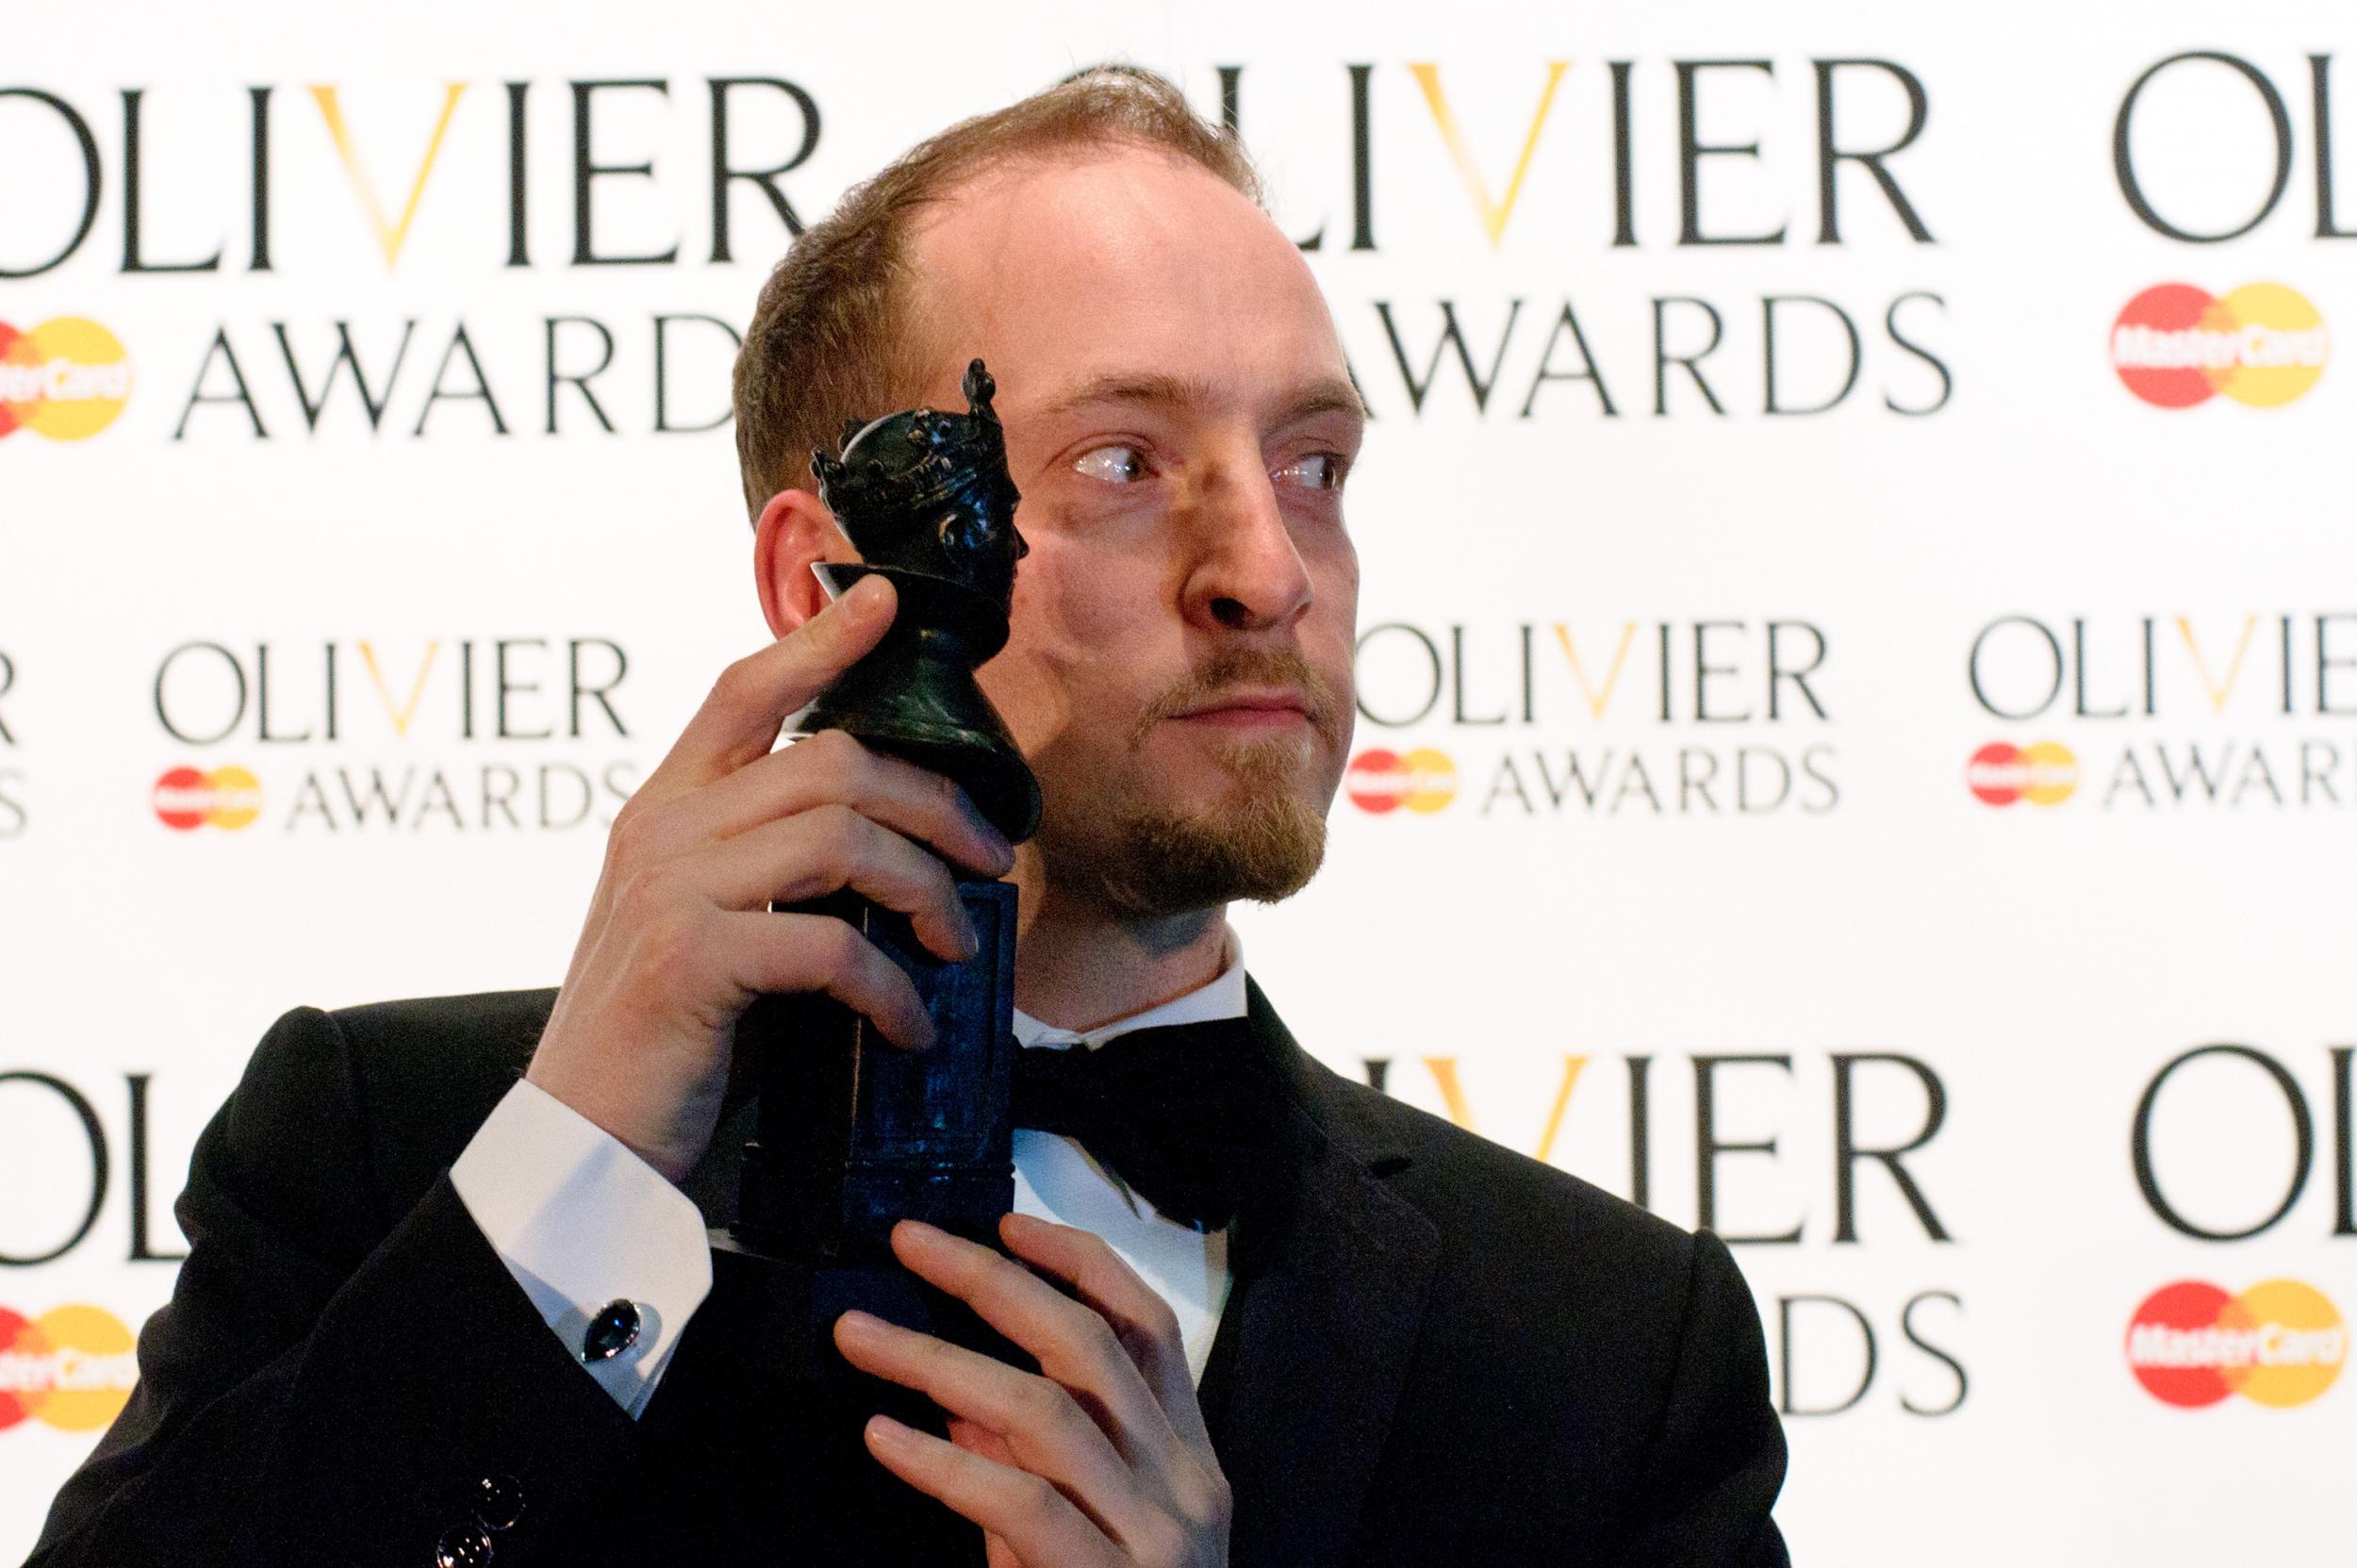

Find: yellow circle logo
1397;748;1459;814
2213;284;2328;408
0;1304;139;1433
0;317;132;441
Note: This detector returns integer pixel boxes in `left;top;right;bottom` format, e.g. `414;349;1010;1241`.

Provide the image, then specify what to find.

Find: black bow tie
1011;1015;1281;1230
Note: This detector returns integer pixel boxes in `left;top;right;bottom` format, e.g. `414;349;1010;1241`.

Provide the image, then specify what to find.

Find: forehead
902;144;1348;423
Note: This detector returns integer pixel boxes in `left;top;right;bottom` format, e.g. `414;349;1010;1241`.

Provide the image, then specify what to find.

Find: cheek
980;546;1154;753
1308;537;1361;695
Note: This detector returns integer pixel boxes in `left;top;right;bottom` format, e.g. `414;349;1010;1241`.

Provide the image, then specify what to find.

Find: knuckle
922;850;962;899
902;1330;954;1382
1178;1468;1232;1530
1069;1229;1121;1271
1142;1298;1184;1350
810;801;868;860
800;726;862;774
1014;1375;1071;1429
1072;1307;1124;1364
816;917;868;975
712;654;766;713
1129;1516;1188;1568
605;801;655;866
1010;1472;1063;1528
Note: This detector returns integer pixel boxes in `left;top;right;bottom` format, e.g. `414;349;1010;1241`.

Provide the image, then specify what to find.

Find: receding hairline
732;66;1266;516
884;135;1290;405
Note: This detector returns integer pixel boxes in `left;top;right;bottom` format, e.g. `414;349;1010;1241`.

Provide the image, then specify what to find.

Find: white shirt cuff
450;1079;714;1419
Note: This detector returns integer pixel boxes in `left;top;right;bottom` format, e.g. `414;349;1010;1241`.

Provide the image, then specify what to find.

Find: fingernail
958;914;982;961
844;575;891;618
865;1414;914;1452
836;1310;885;1345
896;1219;948;1250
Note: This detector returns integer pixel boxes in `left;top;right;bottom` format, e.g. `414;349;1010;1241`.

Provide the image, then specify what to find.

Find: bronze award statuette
712;359;1042;1378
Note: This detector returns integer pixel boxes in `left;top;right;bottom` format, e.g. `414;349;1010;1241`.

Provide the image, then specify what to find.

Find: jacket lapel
1205;982;1441;1568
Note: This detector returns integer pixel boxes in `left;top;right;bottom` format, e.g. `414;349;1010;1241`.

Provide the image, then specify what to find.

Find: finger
642;575;898;799
888;1222;1182;1470
692;804;978;963
950;1415;1018;1470
719;909;933;1048
1001;1213;1213;1460
834;1313;1141;1535
700;730;1016;880
862;1414;1118;1568
948;1420;1028;1568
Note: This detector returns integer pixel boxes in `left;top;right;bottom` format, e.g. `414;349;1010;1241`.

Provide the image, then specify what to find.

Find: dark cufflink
434;1521;494;1567
582;1299;642;1363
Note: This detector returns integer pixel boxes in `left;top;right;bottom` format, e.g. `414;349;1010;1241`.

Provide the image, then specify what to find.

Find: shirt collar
1013;928;1247;1051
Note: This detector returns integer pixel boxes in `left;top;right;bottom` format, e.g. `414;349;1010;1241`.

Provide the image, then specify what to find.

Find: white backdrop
4;4;2353;1561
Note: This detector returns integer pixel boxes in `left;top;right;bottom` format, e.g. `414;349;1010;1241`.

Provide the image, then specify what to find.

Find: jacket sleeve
1614;1230;1791;1568
27;1004;641;1568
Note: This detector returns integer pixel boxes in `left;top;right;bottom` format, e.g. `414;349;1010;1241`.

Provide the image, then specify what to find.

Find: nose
1179;455;1314;634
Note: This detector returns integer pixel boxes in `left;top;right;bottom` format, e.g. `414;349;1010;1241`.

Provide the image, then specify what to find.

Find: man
33;69;1786;1568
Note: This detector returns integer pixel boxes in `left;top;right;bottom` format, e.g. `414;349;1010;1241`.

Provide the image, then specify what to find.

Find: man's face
900;144;1363;918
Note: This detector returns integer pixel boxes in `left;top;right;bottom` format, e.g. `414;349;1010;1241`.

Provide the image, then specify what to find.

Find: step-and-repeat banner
3;4;2350;1561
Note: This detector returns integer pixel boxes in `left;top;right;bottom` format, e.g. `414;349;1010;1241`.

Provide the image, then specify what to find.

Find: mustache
1131;645;1347;749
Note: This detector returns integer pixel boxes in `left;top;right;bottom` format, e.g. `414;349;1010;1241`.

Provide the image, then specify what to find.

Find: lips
1171;690;1312;724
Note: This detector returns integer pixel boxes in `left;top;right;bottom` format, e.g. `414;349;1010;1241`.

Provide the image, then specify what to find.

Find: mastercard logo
152;765;263;831
0;1305;139;1433
2127;1280;2345;1410
0;318;132;441
1967;741;2076;807
2110;283;2327;409
1345;747;1458;815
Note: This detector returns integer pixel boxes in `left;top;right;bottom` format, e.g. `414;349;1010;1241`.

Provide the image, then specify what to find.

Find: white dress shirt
451;938;1246;1418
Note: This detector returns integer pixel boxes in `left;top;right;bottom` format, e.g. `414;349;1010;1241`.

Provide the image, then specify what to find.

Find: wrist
523;1063;696;1187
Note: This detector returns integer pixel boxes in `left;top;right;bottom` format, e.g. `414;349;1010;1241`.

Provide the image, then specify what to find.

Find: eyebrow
1038;371;1369;428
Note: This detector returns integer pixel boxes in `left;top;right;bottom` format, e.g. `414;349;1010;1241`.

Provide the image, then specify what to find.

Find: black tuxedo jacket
31;982;1788;1568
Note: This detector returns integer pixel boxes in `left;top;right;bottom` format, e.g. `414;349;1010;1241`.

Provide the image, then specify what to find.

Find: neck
1010;863;1229;1033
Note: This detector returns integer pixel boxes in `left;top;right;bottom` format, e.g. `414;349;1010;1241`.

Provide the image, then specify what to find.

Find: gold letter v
1409;61;1569;249
309;83;469;269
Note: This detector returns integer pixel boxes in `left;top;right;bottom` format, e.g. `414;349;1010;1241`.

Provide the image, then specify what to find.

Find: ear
752;488;857;637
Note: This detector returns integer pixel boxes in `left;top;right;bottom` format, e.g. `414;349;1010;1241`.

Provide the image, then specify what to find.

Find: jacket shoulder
1300;1058;1697;1282
214;988;559;1236
324;987;560;1202
324;985;560;1089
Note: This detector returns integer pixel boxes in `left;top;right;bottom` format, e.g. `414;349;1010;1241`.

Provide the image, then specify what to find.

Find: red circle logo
1966;742;2025;805
1346;749;1407;814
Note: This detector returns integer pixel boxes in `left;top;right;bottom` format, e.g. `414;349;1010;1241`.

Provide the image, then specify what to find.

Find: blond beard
1087;736;1331;918
1031;644;1345;918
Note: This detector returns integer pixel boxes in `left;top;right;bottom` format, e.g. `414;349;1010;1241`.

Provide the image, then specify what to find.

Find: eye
1073;444;1148;484
1274;452;1347;491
